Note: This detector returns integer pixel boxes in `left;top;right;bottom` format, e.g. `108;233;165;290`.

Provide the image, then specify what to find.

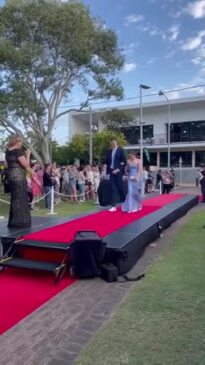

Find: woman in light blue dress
122;152;143;213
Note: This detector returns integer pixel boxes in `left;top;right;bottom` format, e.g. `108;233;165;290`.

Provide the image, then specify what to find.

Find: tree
67;130;127;163
0;0;124;165
101;108;135;131
67;134;89;163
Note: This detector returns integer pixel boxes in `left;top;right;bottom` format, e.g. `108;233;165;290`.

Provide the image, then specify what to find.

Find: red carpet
0;194;184;335
0;269;75;335
143;193;184;206
24;205;160;243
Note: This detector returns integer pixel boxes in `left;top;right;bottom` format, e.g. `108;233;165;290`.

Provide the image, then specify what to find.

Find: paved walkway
0;192;202;365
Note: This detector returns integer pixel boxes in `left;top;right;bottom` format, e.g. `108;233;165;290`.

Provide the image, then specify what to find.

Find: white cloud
191;45;205;66
175;61;184;68
173;76;205;97
182;37;202;50
198;46;205;57
137;25;150;32
192;57;202;64
186;0;205;18
168;25;180;41
182;30;205;50
122;42;139;55
169;10;182;19
149;27;162;37
123;63;137;72
165;50;176;59
125;14;144;26
147;57;156;65
168;91;182;100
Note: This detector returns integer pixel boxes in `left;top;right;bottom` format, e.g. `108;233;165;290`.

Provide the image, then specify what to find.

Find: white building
69;96;205;183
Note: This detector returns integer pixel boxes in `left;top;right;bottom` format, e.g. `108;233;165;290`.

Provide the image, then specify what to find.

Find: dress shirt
111;147;117;169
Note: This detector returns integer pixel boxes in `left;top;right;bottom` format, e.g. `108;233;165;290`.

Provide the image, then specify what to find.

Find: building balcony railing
126;134;205;146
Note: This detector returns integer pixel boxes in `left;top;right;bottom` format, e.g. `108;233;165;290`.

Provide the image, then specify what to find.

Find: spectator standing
200;170;205;202
85;164;94;200
31;163;42;209
162;171;172;194
93;165;100;203
43;164;53;209
155;169;162;190
77;166;86;202
68;165;78;203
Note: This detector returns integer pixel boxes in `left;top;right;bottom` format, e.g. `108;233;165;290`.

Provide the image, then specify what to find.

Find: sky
81;0;205;100
1;0;205;142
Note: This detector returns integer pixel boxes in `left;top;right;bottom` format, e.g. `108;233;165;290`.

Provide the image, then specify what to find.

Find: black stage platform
0;195;198;275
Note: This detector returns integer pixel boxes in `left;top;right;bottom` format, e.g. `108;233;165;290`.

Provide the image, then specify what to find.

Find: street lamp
158;90;171;170
139;84;151;167
88;107;98;165
89;106;93;165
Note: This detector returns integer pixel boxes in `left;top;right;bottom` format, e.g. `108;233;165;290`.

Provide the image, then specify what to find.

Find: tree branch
55;95;95;120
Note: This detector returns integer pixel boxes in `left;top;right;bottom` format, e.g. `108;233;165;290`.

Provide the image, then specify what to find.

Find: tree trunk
41;139;51;164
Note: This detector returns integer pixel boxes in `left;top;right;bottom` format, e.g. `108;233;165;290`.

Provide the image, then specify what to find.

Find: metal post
159;180;162;195
139;86;143;168
179;156;182;185
158;90;171;171
139;84;151;167
48;186;57;215
89;106;93;165
167;98;171;171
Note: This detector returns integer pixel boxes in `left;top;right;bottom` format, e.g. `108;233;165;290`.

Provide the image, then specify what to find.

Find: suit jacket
106;147;126;175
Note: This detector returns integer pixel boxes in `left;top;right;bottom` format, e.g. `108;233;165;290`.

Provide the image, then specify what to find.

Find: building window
195;151;205;167
170;121;205;143
121;125;153;145
160;151;192;167
149;152;157;166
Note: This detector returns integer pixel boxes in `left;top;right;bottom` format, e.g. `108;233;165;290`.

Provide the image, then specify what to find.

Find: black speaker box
100;263;119;282
70;231;106;278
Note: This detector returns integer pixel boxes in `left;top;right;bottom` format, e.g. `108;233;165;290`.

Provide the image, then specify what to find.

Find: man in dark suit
106;138;126;211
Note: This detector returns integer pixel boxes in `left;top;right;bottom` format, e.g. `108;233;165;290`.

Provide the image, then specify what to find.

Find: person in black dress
5;135;32;228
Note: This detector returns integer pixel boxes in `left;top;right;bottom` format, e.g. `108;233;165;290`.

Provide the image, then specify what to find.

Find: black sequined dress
6;148;31;228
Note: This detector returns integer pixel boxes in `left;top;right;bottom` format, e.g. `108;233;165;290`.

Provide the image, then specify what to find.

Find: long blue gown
122;163;142;212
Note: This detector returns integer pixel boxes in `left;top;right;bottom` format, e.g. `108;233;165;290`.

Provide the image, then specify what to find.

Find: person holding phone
5;135;32;228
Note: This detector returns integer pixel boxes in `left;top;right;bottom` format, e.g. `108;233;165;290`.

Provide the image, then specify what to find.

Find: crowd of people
1;134;179;228
1;159;106;210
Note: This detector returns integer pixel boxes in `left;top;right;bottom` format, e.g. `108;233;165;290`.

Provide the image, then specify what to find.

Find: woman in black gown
5;135;32;228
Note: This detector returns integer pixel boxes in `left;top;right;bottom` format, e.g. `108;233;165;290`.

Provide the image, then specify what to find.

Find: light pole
139;84;151;167
158;90;171;170
89;106;93;165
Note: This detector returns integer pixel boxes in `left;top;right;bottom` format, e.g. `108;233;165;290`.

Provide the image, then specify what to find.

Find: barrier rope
0;198;10;205
30;190;51;204
55;185;96;198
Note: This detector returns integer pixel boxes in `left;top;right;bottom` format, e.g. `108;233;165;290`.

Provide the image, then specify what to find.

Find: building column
157;151;160;168
192;150;195;168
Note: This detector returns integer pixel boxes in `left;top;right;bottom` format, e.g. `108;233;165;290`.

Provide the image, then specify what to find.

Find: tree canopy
101;108;135;131
0;0;124;164
66;129;127;163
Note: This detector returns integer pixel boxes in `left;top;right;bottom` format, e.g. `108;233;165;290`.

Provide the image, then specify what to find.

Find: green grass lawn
0;186;97;218
75;210;205;365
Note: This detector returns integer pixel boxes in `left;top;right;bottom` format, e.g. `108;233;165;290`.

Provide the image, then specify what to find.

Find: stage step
0;257;61;272
0;238;70;283
13;239;70;251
